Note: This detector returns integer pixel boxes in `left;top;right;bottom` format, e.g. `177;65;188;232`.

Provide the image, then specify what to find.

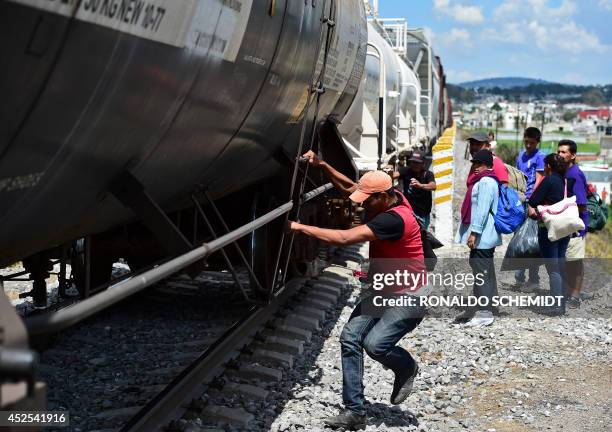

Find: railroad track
36;244;365;432
40;271;254;431
124;244;366;432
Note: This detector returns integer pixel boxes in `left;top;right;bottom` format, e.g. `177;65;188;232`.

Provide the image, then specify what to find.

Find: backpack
505;163;527;202
587;192;608;232
492;184;526;234
414;213;443;271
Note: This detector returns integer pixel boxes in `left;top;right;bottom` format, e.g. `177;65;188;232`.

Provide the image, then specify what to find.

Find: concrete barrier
432;124;456;244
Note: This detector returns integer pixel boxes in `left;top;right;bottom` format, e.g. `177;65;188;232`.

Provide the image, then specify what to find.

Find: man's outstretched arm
290;222;376;246
302;150;358;197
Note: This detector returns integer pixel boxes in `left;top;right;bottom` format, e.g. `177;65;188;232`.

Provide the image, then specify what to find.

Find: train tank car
338;19;424;170
0;0;368;269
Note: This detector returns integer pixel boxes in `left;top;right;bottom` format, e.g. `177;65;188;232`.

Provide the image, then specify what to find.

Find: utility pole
495;113;499;140
515;101;521;151
541;106;546;142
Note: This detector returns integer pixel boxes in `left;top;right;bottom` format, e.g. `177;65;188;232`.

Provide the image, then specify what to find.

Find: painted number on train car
8;0;198;47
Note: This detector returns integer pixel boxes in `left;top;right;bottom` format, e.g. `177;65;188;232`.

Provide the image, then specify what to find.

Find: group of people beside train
455;128;590;326
515;129;591;310
286;126;591;429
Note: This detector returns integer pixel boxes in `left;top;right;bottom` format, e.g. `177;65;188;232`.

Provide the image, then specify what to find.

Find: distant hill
447;81;612;105
458;77;555;89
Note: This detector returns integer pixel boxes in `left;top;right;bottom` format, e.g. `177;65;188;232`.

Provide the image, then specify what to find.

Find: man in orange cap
289;150;425;430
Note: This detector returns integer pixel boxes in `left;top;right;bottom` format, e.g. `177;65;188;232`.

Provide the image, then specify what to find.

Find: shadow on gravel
364;402;419;428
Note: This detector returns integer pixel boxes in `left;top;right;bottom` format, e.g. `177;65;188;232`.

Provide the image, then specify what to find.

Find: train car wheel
70;238;114;296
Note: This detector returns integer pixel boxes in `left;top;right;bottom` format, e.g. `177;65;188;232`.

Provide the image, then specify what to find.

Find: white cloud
599;0;612;10
491;0;519;18
481;22;526;44
454;5;485;25
550;21;605;52
493;0;577;20
485;0;606;53
529;19;605;52
423;26;435;43
440;28;473;47
433;0;484;25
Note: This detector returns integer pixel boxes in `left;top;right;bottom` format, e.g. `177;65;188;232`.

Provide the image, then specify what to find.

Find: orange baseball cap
349;170;393;203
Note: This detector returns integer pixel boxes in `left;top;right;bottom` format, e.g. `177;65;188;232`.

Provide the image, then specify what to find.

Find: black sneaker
567;296;581;309
323;410;366;430
390;362;419;405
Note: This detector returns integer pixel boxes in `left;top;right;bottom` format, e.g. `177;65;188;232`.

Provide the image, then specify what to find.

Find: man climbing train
288;150;426;430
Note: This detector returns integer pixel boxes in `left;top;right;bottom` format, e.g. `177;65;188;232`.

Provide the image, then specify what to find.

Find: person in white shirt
487;131;497;153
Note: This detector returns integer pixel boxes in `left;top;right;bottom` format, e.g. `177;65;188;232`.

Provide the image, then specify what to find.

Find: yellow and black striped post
432;124;456;244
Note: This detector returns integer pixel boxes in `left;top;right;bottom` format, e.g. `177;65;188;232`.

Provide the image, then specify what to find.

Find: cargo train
1;0;451;412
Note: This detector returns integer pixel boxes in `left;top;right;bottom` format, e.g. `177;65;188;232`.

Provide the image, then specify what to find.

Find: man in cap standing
394;151;437;229
467;131;509;184
289;150;426;430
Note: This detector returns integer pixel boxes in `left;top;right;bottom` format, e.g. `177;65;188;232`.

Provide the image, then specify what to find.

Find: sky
375;0;612;85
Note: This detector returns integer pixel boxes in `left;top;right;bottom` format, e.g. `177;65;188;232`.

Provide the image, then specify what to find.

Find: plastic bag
501;218;540;271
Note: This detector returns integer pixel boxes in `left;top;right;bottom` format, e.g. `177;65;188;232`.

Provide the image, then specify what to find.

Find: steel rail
120;278;303;432
26;201;293;335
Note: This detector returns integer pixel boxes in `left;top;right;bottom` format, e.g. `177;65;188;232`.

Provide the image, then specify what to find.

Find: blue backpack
492;184;526;234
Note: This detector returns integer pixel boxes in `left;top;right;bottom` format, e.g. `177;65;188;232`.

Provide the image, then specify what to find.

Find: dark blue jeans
537;227;570;307
339;295;424;415
514;265;540;284
414;213;431;230
469;248;497;311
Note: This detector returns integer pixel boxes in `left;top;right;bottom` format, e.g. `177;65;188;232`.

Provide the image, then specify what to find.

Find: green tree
496;143;519;165
583;88;605;105
563;111;577;122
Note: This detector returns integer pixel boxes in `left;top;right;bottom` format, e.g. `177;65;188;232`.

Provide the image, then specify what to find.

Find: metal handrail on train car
300;182;333;204
25;182;334;336
25;202;293;335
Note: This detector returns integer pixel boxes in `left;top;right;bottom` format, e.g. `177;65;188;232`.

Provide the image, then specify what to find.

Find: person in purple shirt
557;140;589;309
514;127;545;290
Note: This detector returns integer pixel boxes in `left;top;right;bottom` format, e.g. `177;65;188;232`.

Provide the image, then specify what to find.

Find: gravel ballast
268;135;611;431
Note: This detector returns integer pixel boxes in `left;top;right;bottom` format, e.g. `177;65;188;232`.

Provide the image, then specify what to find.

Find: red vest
369;192;425;294
370;193;424;260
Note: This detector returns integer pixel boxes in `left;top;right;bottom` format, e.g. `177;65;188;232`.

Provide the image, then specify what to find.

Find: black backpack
414;214;443;271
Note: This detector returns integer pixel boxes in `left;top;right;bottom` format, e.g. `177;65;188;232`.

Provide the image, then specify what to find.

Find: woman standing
527;154;575;316
456;150;502;326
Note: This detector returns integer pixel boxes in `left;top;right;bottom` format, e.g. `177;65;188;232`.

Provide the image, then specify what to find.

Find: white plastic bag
537;181;585;241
